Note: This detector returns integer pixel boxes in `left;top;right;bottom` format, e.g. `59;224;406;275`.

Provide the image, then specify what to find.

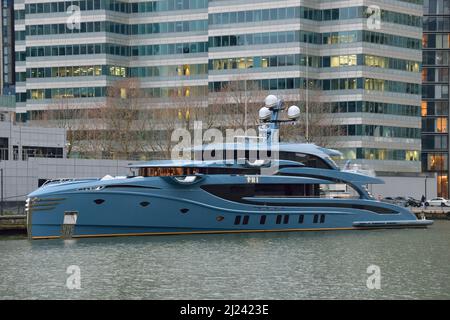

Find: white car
425;197;450;207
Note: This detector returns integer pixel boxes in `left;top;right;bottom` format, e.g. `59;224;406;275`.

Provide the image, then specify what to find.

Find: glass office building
1;0;15;94
13;0;423;172
422;0;450;197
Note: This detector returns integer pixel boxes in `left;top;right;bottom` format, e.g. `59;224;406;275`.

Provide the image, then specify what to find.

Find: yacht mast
258;95;300;145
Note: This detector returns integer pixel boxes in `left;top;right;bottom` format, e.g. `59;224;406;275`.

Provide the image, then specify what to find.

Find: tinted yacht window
202;183;361;202
201;183;321;202
139;166;259;176
279;151;332;169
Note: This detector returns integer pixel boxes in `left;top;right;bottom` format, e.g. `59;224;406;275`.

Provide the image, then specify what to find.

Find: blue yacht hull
26;95;433;239
26;175;432;240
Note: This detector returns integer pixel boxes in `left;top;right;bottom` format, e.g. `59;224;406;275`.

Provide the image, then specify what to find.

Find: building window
427;154;448;171
406;150;419;161
436;118;448;133
437;175;449;199
421;101;427;116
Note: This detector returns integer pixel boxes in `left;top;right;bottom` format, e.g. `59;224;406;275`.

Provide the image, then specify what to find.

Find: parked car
381;197;396;204
405;197;421;207
394;196;408;207
381;196;420;207
425;197;450;207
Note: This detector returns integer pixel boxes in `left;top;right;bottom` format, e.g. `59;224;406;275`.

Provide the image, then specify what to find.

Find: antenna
258;95;301;144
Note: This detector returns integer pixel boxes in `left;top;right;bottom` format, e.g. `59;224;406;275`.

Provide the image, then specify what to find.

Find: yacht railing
233;135;267;143
41;178;99;187
341;163;376;177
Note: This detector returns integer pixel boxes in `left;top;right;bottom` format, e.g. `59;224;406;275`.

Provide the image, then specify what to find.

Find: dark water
1;221;450;300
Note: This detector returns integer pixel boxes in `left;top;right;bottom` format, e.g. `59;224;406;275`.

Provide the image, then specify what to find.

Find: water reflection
1;222;450;299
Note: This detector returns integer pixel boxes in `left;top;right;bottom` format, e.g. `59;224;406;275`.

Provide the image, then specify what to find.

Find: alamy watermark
170;121;280;176
366;264;381;290
66;265;81;290
366;5;381;30
66;5;81;30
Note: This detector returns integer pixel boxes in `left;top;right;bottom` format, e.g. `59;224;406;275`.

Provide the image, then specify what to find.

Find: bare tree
95;78;151;160
37;75;341;161
208;77;266;132
277;83;340;147
39;99;94;157
147;107;182;159
145;92;215;159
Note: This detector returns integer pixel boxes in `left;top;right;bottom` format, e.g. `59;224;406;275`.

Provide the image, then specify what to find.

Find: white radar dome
287;105;300;120
259;107;272;121
264;95;278;108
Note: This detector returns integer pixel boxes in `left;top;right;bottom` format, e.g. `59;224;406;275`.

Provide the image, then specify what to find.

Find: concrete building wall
0;157;133;202
0;117;66;160
370;174;438;200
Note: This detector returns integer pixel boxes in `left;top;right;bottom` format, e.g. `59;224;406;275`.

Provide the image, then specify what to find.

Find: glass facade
210;77;420;94
1;0;15;95
13;0;423;173
210;30;421;49
209;6;421;27
340;148;420;161
25;20;208;36
209;54;420;72
422;0;450;197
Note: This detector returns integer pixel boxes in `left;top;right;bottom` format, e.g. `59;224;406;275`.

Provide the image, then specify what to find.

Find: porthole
140;201;150;207
216;216;224;222
180;208;189;214
260;215;267;225
94;199;105;204
313;214;319;223
276;215;282;224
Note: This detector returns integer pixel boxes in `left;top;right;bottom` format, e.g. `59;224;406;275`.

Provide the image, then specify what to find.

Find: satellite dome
287;105;300;120
259;107;272;121
264;95;278;108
